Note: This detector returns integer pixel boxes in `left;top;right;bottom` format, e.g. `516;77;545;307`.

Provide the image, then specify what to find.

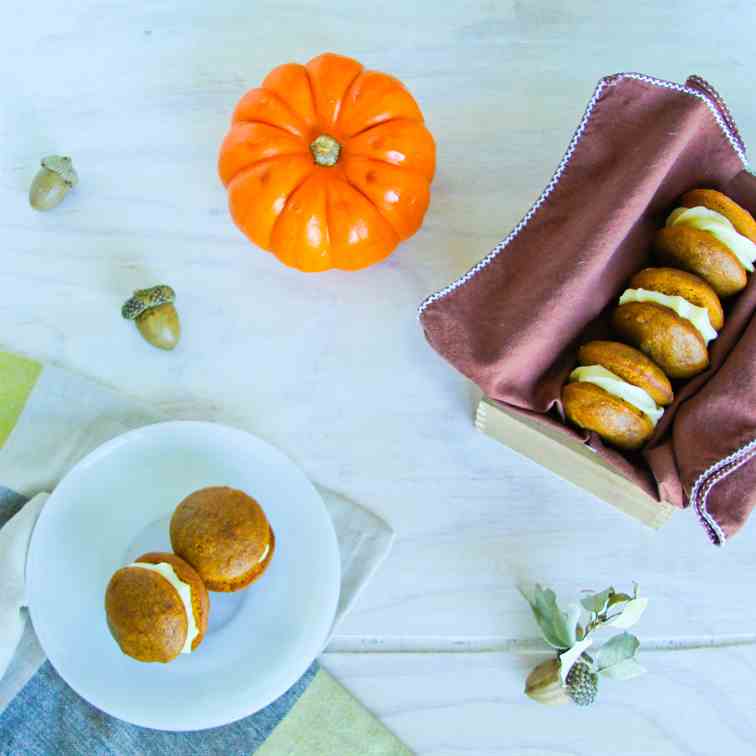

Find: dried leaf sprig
521;583;647;707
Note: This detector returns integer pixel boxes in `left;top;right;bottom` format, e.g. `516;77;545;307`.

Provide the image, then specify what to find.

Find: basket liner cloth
419;73;756;545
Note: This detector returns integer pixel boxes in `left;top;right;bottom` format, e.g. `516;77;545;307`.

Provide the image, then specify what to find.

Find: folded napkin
0;351;409;755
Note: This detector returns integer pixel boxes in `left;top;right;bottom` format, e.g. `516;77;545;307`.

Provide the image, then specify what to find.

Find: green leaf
607;592;633;608
521;584;574;650
580;587;614;615
559;638;593;683
565;603;583;645
596;632;640;672
607;598;648;629
599;658;646;680
518;583;537;606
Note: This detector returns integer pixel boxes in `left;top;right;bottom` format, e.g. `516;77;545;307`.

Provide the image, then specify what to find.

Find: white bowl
26;421;340;731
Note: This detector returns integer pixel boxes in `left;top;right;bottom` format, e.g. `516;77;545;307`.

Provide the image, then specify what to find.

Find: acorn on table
122;285;181;351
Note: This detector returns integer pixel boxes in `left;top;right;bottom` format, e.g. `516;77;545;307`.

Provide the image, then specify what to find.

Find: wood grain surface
3;1;756;752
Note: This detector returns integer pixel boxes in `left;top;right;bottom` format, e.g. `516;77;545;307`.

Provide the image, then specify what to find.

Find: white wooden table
4;2;756;753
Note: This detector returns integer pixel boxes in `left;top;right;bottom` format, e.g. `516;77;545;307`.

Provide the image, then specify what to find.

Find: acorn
122;285;180;350
524;658;571;705
29;156;78;210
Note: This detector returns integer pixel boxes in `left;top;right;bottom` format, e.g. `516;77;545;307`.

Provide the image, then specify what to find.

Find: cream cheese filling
256;541;270;565
619;288;718;344
667;206;756;272
129;561;198;654
569;365;664;426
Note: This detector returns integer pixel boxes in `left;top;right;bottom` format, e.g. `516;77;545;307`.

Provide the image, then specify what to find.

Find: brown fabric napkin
419;72;756;544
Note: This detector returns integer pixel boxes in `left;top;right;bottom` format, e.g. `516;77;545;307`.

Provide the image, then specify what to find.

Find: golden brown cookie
105;552;209;663
628;268;724;330
562;381;654;451
170;487;275;592
577;340;673;406
135;552;209;651
680;188;756;243
611;301;708;379
654;225;747;297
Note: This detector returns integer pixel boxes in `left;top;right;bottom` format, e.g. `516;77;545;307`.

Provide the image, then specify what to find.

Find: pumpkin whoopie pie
679;188;756;242
654;189;756;297
562;340;673;450
628;268;724;331
611;267;722;379
170;487;275;592
105;551;209;663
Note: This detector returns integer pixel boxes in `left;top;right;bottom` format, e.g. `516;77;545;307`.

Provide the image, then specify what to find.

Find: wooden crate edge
475;397;676;530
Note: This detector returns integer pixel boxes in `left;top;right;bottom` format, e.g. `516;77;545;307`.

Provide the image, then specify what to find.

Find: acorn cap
41;155;78;187
122;285;176;320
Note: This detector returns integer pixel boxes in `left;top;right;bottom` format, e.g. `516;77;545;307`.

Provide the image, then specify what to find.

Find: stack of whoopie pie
105;487;275;664
563;188;756;450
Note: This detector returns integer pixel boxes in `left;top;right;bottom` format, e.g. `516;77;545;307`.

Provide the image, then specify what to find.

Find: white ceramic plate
27;421;340;731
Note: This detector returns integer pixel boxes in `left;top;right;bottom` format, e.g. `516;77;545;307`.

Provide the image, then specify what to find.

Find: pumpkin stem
310;134;341;167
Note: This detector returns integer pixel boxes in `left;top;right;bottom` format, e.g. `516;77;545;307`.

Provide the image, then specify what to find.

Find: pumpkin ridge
293;173;331;271
224;154;312;190
268;171;319;255
232;118;309;143
234;87;311;138
336;71;425;138
296;183;330;271
346;113;424;141
325;178;398;269
330;66;365;129
323;179;344;270
262;63;319;130
339;171;404;240
322;177;336;267
305;54;364;132
227;154;314;250
345;116;425;141
341;153;432;181
221;149;309;187
301;66;320;131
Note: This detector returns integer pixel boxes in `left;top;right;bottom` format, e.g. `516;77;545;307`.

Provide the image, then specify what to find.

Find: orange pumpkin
218;52;436;272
